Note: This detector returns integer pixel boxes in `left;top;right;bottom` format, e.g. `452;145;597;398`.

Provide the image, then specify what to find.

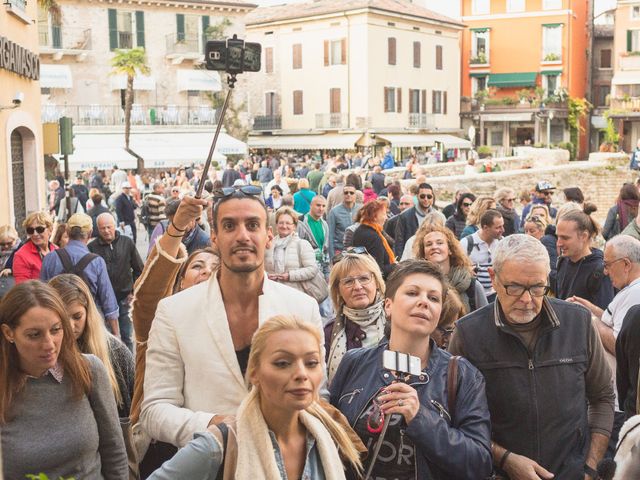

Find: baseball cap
67;213;93;233
535;181;555;192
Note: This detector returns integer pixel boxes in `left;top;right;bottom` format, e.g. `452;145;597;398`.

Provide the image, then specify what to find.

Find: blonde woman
12;211;57;283
460;196;496;239
49;274;134;418
524;214;548;241
148;315;362;479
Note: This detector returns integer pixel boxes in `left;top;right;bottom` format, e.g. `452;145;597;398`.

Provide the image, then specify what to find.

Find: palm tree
110;47;150;170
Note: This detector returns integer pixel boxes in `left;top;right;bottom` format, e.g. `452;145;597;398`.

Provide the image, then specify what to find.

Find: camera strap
363;412;392;480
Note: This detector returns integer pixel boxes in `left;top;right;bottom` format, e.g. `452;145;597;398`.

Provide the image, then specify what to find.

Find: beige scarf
234;388;346;480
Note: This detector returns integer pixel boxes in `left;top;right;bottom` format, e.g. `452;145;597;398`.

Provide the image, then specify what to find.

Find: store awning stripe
488;72;537;88
470;72;489;78
541;70;562;75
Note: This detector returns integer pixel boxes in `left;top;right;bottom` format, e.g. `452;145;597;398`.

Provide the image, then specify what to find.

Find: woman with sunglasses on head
524;214;548;241
330;260;492;480
147;315;362;479
352;200;397;278
12;211;58;284
325;250;387;383
265;207;320;295
413;224;488;314
445;192;476;240
0;281;127;479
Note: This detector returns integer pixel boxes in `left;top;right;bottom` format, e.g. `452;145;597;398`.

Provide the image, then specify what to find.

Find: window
627;30;640;52
595;85;610;106
432;90;447;114
413;41;421;68
330;88;341;113
599;49;612;69
265;47;273;73
388;37;396;65
435;45;443;70
550;125;564;144
265;92;276;115
542;25;562;61
472;76;488;95
543;74;560;94
507;0;525;13
292;43;302;69
384;87;396;112
409;89;420;113
472;0;490;15
324;39;346;65
617;84;640;97
293;90;303;115
632;5;640;18
490;130;502;146
471;30;489;63
542;0;562;9
108;9;145;50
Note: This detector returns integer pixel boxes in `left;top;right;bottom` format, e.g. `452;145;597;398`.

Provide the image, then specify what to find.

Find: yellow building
1;0;46;231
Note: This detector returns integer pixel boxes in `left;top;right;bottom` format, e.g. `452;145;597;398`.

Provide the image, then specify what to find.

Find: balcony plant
501;97;517;106
517;89;533;104
477;145;493;159
543;52;561;62
470;52;488;64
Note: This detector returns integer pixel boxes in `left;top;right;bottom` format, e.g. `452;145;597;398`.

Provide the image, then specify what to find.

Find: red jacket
13;241;58;283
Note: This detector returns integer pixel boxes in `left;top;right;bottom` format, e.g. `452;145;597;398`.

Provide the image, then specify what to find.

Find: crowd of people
2;151;640;480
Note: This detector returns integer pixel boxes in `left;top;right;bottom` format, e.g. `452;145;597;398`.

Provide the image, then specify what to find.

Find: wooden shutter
135;11;145;48
436;45;443;70
202;16;210;39
384;87;389;112
265;92;273;116
397;88;402;113
600;49;611;68
293;44;302;69
421;89;427;113
265;47;273;73
341;38;347;64
176;14;185;41
324;40;329;66
330;88;341;113
628;30;633;52
413;41;421;68
432;91;437;113
108;9;118;51
443;91;448;114
388;37;396;65
293;90;303;115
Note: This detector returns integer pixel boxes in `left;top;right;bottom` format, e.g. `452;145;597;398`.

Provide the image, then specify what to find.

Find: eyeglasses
332;246;368;265
499;280;550;297
340;272;374;289
506;198;516;202
26;226;46;235
343;191;356;196
0;241;15;248
213;185;263;199
419;194;434;200
604;257;627;270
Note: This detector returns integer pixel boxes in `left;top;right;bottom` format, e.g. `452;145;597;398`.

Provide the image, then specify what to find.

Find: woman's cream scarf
234;388;346;479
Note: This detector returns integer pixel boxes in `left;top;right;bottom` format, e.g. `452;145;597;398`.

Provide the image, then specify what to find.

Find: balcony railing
166;33;202;56
610;97;640;112
253;115;282;130
408;113;434;129
118;31;133;50
316;113;347;129
620;53;640;71
41;104;220;126
38;26;92;52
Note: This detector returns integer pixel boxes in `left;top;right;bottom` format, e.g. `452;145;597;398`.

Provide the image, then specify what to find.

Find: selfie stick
195;72;238;199
364;415;392;480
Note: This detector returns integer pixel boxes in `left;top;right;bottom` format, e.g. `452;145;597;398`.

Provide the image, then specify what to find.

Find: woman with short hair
12;211;57;283
524;214;548;241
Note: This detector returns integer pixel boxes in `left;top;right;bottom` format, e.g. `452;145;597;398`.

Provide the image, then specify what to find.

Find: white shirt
601;277;640;336
460;232;500;295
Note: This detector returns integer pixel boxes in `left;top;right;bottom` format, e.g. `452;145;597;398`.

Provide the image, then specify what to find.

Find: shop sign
0;36;40;81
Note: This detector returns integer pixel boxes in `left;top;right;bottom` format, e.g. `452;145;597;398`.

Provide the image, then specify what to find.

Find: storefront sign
0;36;40;81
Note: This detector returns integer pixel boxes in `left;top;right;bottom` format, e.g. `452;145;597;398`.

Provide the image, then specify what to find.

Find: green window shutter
136;11;145;48
177;14;185;41
108;9;118;51
628;30;633;52
202;15;210;38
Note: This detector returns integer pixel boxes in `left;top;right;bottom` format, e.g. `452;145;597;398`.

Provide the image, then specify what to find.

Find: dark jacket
221;168;241;188
496;205;519;236
352;224;395;278
555;248;614;310
455;299;603;479
183;224;211;255
330;340;493;480
541;225;558;289
616;304;640;418
445;213;466;239
370;172;386;194
87;204;111;238
384;214;401;241
88;231;144;299
393;206;420;257
114;193;136;225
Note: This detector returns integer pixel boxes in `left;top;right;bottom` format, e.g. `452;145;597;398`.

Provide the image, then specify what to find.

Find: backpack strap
466;235;476;256
215;423;229;480
74;253;98;276
56;248;74;273
447;356;461;423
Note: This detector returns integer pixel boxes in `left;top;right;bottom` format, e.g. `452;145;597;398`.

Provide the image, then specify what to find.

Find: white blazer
140;273;323;447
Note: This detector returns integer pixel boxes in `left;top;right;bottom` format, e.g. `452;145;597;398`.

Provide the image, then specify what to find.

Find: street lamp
547;110;554;148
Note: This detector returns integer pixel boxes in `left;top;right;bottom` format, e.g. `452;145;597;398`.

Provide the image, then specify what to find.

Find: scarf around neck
361;221;396;264
328;295;386;382
272;234;293;274
448;266;474;312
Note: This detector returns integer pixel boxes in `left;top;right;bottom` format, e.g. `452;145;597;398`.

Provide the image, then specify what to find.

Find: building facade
590;9;614;152
460;0;590;158
38;0;254;171
610;0;640;151
1;0;46;231
244;0;468;154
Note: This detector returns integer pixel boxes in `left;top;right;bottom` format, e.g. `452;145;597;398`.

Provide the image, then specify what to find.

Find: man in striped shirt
142;182;167;239
460;209;504;302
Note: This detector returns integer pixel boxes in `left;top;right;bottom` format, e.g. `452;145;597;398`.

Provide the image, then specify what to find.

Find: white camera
12;92;24;106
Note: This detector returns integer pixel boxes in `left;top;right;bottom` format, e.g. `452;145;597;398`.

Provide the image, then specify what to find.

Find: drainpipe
344;11;351;129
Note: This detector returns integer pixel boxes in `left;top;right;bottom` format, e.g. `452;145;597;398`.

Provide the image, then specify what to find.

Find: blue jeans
118;296;133;352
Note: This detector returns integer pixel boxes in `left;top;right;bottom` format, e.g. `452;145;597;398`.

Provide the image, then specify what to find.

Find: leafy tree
567;97;592;160
37;0;61;22
110;48;150;170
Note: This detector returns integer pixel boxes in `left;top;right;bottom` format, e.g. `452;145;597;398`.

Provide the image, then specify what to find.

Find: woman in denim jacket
330;260;493;479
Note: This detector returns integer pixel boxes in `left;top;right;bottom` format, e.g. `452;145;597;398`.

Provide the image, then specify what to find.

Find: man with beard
449;235;614;480
140;187;324;448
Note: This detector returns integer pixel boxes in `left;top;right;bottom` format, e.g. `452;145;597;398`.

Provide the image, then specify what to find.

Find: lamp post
547;110;554;148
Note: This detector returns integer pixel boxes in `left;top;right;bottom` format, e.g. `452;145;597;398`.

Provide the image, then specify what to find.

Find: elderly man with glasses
449;234;614;480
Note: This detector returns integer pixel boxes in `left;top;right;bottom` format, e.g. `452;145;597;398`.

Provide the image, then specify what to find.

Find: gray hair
494;187;516;203
96;212;116;226
606;235;640;264
493;234;550;274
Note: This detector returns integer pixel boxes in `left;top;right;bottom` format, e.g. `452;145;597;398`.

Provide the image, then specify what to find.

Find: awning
377;134;471;149
541;70;562;76
109;74;156;91
129;131;245;168
488;72;538;88
56;132;137;172
612;72;640;85
479;112;534;122
247;133;361;150
40;64;73;89
177;70;222;92
470;72;489;77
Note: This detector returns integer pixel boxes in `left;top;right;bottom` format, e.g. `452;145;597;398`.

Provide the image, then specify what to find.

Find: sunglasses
343;191;356;196
461;202;473;207
0;241;15;248
419;194;434;200
26;226;46;235
213;185;263;199
332;246;368;265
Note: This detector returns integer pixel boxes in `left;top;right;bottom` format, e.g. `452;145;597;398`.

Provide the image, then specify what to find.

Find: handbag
295;239;329;303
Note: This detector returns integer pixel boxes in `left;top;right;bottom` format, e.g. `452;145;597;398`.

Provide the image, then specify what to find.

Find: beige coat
264;234;318;293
